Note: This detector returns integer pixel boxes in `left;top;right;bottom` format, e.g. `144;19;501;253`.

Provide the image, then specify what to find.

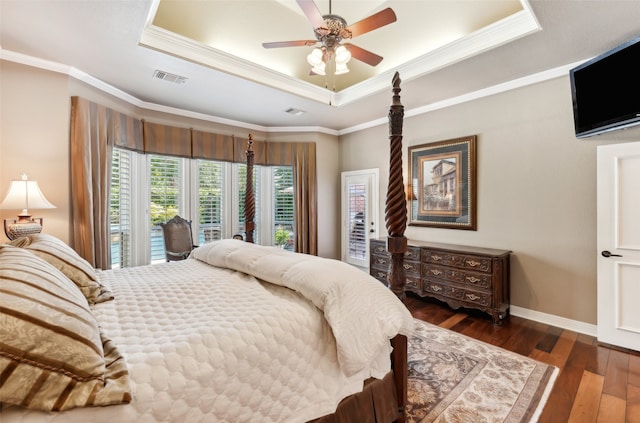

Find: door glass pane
348;182;367;260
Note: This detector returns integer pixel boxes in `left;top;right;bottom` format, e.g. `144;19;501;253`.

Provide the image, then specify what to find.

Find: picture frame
408;135;477;230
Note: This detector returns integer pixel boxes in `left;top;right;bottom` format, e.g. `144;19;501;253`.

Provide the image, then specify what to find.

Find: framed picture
408;135;477;230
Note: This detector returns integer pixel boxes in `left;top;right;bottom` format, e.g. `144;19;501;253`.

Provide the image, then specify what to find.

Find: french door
341;169;379;268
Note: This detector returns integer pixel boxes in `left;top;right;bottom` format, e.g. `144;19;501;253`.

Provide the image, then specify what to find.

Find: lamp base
4;218;43;241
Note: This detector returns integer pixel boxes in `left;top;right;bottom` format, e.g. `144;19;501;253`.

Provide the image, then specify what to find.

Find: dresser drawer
422;250;492;273
406;275;421;291
422;263;492;290
371;241;421;261
371;253;390;269
422;279;490;307
372;254;419;277
370;241;387;256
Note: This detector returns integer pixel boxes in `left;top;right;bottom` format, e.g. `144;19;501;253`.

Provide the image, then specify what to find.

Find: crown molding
1;47;579;137
338;60;580;135
335;5;541;107
139;25;337;106
0;48;339;136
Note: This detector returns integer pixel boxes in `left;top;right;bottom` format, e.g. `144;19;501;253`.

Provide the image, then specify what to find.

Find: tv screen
570;36;640;138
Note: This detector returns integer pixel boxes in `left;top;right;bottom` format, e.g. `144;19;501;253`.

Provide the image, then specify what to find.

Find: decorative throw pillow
0;245;131;411
9;233;113;304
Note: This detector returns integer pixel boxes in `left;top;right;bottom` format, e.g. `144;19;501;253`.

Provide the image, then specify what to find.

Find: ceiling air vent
285;107;306;116
153;70;188;84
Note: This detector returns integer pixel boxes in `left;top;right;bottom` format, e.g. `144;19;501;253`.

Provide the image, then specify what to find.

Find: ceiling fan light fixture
306;47;324;67
334;62;349;75
311;62;326;75
334;45;351;65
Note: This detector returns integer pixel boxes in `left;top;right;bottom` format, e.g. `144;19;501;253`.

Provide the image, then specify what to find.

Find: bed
0;73;412;422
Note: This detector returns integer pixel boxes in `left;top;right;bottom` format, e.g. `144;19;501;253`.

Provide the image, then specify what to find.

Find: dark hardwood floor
404;294;640;423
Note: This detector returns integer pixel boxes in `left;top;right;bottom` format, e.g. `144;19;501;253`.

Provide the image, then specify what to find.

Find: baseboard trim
509;305;597;337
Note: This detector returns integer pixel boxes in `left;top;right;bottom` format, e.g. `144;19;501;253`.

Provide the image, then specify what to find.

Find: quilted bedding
2;240;414;422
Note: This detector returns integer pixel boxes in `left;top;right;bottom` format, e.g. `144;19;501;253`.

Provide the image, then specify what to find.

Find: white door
341;169;379;267
597;141;640;351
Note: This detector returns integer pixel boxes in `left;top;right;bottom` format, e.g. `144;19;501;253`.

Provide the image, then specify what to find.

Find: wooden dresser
370;238;511;324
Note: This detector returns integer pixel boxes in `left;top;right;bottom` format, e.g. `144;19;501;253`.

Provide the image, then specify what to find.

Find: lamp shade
0;176;55;212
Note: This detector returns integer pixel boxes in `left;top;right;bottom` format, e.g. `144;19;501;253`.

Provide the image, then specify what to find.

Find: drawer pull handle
376;258;386;264
430;269;443;276
376;272;386;278
375;247;385;253
431;285;442;292
431;254;443;261
403;264;412;270
466;276;481;283
466;260;481;267
466;293;480;301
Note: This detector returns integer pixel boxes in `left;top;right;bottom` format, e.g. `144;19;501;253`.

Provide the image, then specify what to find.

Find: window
110;147;294;268
273;166;294;250
197;160;224;244
149;155;183;262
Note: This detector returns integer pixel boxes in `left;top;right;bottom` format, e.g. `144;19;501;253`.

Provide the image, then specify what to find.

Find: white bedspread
2;240;413;423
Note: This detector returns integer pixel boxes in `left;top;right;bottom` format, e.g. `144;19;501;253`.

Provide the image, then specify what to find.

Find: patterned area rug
407;319;558;423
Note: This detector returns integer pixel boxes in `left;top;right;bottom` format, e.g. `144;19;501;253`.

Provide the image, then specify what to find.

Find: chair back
160;215;195;261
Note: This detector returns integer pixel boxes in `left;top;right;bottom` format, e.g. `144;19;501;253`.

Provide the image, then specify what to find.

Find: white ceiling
1;0;639;133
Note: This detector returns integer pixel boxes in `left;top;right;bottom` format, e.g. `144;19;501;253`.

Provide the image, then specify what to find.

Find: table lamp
1;174;56;240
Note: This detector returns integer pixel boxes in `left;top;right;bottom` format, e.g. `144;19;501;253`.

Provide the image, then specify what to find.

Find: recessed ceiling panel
142;0;538;105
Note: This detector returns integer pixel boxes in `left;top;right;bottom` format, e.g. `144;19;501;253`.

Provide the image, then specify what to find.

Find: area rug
407;319;559;423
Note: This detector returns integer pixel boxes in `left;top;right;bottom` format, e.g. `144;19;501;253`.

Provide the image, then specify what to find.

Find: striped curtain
70;96;143;269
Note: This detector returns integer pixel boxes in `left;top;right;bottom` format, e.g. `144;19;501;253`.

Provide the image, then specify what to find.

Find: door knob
601;250;623;258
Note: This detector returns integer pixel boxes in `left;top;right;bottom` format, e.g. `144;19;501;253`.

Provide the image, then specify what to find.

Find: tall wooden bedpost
387;72;408;423
244;134;255;243
386;72;407;301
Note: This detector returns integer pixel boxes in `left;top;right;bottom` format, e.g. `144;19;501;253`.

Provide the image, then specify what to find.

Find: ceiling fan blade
345;8;397;38
262;40;317;48
296;0;326;29
344;43;383;66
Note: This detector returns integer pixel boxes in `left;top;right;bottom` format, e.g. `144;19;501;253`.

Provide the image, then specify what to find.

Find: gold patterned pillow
9;233;113;304
0;245;131;411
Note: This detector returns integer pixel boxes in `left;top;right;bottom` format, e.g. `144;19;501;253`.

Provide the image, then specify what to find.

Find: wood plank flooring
404;294;640;423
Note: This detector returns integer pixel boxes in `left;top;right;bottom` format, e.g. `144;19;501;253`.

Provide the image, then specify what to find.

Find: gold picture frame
408;135;477;230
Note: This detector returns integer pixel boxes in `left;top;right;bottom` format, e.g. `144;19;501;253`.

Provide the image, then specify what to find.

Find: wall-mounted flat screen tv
570;36;640;138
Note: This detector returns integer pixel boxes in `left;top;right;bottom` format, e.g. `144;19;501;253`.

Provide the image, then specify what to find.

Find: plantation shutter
110;148;132;268
197;160;224;244
149;155;182;262
273;166;294;250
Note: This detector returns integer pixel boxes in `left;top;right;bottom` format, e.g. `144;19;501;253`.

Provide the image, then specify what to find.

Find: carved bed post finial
244;134;255;243
386;72;408;301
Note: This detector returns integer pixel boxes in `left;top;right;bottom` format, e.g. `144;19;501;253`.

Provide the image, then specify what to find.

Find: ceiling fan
262;0;397;75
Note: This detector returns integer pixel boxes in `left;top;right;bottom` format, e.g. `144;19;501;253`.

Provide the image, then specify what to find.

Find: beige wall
340;76;640;325
0;60;341;258
5;58;640;325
